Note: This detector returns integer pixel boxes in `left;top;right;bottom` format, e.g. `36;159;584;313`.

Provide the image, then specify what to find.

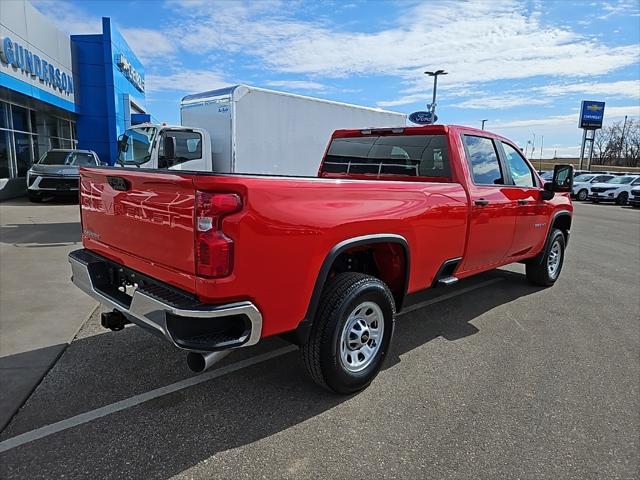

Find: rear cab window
320;134;451;180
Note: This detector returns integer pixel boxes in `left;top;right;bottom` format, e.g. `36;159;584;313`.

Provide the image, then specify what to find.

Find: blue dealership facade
0;0;149;198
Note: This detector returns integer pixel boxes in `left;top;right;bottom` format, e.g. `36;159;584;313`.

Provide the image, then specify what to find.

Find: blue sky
35;0;640;158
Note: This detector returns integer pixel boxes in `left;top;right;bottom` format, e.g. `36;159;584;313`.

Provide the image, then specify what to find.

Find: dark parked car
26;149;103;202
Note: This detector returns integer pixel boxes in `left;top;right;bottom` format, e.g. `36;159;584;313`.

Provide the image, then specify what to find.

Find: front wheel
301;272;395;394
526;229;566;286
616;192;628;205
27;191;42;203
577;189;588;201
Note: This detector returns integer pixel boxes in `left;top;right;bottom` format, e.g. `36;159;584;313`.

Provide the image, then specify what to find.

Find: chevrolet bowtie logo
586;104;603;112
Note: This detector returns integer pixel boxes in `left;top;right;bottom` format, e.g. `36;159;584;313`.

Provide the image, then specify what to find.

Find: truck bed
79;167;468;336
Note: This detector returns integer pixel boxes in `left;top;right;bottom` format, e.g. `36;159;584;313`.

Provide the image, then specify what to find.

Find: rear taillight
195;191;242;278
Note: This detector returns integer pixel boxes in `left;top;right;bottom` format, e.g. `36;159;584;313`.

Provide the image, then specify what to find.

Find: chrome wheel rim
547;239;562;278
339;301;384;373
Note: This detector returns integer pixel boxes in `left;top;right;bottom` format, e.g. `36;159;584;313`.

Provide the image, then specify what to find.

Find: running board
432;257;462;288
437;276;459;287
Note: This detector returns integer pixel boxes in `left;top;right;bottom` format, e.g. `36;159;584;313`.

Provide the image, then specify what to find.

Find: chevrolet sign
579;100;605;129
116;53;145;93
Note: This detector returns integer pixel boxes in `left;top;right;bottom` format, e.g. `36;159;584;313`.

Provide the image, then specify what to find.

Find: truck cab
117;123;212;171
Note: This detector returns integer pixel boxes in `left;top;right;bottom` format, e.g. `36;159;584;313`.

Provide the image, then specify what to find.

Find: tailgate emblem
107;176;130;191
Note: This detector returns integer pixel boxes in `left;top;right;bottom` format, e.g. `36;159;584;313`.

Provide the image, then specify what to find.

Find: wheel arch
291;234;410;345
551;210;572;242
534;210;571;265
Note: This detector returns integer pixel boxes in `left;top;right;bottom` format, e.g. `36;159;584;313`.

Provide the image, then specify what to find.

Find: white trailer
180;85;406;175
116;85;406;175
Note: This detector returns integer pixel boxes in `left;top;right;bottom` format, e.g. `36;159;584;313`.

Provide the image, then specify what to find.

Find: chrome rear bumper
68;249;262;352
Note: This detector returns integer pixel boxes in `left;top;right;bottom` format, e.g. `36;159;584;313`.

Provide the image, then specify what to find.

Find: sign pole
579;128;587;170
431;74;438;120
587;130;595;171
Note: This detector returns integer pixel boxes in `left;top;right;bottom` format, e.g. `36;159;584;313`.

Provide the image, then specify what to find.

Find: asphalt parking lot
0;201;638;480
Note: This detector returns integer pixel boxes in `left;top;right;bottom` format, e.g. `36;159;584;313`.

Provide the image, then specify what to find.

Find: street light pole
529;133;536;161
481;119;488;130
424;69;447;122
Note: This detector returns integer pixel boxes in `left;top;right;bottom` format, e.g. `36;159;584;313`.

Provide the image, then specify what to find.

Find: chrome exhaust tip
186;351;230;373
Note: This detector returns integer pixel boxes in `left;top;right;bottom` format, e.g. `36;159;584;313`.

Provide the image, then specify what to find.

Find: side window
463;135;503;185
159;131;202;168
502;142;535;187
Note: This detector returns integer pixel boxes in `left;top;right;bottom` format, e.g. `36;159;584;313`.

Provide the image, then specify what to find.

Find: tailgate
79;168;196;275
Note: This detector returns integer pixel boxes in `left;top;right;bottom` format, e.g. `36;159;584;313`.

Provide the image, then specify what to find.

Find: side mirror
99;161;108;166
541;164;574;200
117;134;129;153
163;135;176;163
552;164;573;192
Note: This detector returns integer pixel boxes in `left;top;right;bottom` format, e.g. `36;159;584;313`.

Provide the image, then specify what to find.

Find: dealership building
0;0;149;199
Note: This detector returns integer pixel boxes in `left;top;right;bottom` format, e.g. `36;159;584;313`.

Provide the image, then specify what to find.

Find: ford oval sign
409;111;437;125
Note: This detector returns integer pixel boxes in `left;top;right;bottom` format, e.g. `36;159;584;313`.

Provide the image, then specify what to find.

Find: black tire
301;272;395;394
577;189;588;201
616;192;628;205
526;229;566;287
27;192;42;203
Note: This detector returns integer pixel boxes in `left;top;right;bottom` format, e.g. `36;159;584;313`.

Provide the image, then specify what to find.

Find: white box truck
116;85;407;175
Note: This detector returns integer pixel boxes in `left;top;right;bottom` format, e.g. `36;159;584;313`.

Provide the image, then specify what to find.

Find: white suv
571;173;615;201
588;175;640;205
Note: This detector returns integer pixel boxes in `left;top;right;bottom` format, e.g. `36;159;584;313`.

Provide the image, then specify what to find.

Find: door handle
517;199;530;205
474;199;489;206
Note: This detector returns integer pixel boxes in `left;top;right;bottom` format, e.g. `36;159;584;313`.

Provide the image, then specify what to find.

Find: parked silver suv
27;149;102;202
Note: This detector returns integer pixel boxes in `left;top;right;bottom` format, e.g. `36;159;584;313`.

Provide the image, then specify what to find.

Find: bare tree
624;119;640;167
591;119;639;167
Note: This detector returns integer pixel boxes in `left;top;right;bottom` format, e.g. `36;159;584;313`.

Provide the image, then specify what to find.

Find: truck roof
180;84;407;117
332;124;508;139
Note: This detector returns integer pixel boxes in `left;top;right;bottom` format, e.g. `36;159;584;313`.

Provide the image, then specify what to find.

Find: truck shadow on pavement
0;269;545;479
0;222;81;246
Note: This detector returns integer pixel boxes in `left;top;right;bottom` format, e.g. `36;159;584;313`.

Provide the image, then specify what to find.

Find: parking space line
0;345;298;454
0;276;504;454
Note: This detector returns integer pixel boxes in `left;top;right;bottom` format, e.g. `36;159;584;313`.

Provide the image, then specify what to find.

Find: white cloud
165;0;638;109
598;0;640;19
538;80;640;99
33;2;175;62
378;93;431;108
145;70;231;94
491;105;640;129
265;80;326;91
32;0;101;34
120;29;177;61
439;80;640;111
452;95;551;110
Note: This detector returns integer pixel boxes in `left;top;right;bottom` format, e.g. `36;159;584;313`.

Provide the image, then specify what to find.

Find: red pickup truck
69;125;573;393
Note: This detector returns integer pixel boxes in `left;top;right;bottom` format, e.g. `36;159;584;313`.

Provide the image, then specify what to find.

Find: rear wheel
616;192;628;205
301;272;395;394
577;189;588;201
526;229;566;286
